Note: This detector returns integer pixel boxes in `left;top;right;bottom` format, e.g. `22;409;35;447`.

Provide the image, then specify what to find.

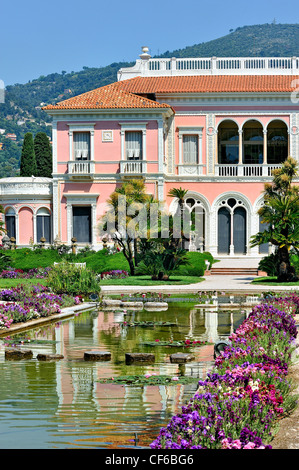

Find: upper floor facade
42;48;299;189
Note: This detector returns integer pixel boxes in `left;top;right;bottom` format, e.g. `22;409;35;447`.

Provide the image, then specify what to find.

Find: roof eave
43;106;174;118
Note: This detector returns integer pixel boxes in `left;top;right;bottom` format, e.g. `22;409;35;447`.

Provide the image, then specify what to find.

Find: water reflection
0;301;250;449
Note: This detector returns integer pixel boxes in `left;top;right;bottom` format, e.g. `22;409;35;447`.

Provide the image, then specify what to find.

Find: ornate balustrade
118;55;299;80
68;161;95;179
120;160;147;175
215;164;281;177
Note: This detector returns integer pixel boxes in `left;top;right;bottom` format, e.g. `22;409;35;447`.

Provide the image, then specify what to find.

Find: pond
0;297;252;449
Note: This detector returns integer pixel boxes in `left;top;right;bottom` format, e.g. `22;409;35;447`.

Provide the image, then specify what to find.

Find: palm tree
168;187;189;248
250;157;299;282
101;179;157;275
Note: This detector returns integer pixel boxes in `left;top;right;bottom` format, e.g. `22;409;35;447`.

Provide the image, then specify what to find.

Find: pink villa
1;48;299;260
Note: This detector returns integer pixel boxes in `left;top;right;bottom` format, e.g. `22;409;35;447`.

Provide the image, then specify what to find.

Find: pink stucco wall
56;120;160;176
59;180;157;243
18;207;34;244
163;181;265;207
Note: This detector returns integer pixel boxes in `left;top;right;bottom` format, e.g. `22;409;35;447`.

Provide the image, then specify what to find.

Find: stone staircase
210;267;259;275
209;258;264;276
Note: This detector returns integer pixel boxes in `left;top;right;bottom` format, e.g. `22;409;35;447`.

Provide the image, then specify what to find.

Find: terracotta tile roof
43;82;171;111
43;74;299;113
116;75;299;94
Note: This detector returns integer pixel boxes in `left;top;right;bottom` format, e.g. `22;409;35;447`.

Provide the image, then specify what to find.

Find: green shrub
175;252;216;277
258;251;299;277
258;253;279;276
290;252;299;275
47;262;100;296
4;248;61;270
2;247;129;273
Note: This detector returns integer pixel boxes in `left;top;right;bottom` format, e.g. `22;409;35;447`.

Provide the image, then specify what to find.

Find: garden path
100;274;298;295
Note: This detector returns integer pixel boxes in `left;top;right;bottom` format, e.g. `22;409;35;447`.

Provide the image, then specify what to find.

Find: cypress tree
20;133;37;177
34;132;53;178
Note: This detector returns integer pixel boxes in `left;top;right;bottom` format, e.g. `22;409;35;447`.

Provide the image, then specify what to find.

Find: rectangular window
37;216;52;243
125;131;142;160
73;132;90;160
72;206;91;243
5;216;16;239
183;135;198;164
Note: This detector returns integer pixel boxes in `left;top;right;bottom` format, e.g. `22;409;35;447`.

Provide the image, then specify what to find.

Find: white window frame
67;124;95;161
178;127;203;166
120;122;148;162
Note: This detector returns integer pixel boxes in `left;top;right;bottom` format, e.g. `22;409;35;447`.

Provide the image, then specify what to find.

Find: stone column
229;210;234;256
238;130;243;164
263;129;267;164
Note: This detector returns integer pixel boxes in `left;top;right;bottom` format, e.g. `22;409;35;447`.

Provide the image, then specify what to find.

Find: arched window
243;120;263;164
5;208;16;239
184;198;205;251
217;198;247;255
218;121;239;164
267;120;288;164
36;208;52;243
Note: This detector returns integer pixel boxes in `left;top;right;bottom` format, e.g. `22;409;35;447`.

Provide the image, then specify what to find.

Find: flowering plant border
150;294;299;450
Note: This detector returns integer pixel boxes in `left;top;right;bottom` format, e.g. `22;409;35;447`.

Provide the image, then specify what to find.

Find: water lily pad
97;375;199;385
123;321;176;327
142;340;209;347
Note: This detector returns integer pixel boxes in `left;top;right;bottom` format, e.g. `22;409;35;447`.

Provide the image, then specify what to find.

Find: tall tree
34;132;53;178
20;133;37;177
250;157;299;282
168;187;189;248
101;179;156;275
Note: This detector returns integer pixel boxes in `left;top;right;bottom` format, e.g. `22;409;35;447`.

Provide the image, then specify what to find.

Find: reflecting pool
0;298;251;449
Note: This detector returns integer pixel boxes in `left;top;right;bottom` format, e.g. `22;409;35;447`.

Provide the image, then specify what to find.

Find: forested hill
159;23;299;58
1;23;298;178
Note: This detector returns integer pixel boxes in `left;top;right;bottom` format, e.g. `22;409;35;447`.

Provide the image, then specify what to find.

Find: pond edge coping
0;302;97;337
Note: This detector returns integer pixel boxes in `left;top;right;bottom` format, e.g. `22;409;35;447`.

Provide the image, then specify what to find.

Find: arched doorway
267;120;288;164
217;120;239;164
217;198;247;255
243;120;264;164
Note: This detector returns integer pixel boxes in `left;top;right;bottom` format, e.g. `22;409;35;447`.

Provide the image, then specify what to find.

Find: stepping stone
169;353;195;364
5;348;33;360
84;351;111;361
125;353;155;364
37;353;64;361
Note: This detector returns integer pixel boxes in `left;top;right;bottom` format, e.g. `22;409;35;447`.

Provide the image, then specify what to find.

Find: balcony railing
215;164;281;177
118;55;299;80
68;161;95;178
120;160;147;175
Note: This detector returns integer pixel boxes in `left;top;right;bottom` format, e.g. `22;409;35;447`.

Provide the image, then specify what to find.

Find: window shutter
183;135;198;164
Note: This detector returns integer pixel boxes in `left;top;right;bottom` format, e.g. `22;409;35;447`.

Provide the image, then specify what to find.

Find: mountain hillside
159;23;299;58
0;23;298;178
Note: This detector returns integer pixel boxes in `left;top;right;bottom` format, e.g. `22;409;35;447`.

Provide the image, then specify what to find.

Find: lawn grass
0;278;48;289
251;276;299;286
100;275;204;286
0;275;203;289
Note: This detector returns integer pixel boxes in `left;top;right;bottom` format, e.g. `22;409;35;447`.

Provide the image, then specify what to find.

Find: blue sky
1;0;299;86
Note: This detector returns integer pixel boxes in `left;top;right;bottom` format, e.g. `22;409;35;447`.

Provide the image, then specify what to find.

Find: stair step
210;267;259;275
